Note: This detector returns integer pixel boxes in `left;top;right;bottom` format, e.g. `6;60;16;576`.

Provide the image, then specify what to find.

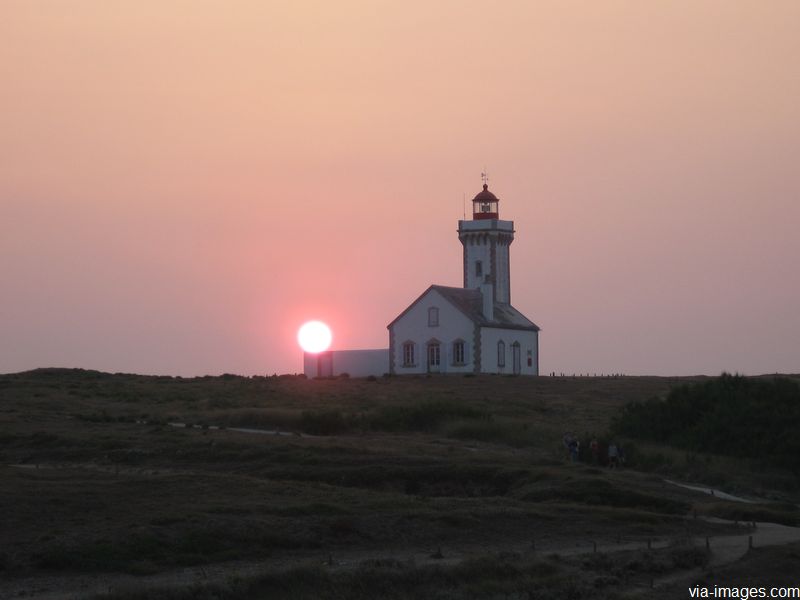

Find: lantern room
472;184;499;220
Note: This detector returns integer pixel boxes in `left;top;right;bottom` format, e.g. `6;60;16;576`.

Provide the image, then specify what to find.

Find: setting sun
297;321;332;354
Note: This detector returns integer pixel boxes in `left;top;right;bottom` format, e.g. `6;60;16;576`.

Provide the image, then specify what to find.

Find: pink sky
2;1;799;376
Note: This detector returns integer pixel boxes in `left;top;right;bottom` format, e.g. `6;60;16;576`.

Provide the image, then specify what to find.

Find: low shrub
299;410;350;435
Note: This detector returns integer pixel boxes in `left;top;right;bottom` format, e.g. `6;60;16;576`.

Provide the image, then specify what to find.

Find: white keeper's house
303;181;540;377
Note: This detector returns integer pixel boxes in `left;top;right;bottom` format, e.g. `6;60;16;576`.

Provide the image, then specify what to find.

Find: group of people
562;433;626;467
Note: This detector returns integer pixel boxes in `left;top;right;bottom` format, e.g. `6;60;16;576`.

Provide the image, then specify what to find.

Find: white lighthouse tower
458;182;515;304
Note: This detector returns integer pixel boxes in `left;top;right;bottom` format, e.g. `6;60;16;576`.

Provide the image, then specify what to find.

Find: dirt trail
3;518;800;600
5;470;799;599
664;479;758;504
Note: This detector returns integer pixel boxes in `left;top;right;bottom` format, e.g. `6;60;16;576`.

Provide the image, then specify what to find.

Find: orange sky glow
2;1;799;375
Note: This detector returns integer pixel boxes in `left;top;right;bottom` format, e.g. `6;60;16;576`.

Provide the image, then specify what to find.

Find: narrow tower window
475;261;483;278
428;307;439;327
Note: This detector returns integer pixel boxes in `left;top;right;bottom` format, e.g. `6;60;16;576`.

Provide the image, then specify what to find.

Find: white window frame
428;306;439;327
497;340;505;367
452;340;465;365
402;341;416;367
427;343;441;367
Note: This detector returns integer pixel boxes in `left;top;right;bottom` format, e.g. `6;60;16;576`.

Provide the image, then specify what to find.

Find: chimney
480;282;494;321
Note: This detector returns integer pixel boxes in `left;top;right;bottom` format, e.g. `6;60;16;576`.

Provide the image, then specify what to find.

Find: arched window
452;339;465;365
497;340;505;367
402;341;416;367
428;306;439;327
475;261;483;278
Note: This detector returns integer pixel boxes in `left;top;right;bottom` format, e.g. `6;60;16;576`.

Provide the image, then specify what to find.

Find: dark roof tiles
429;285;540;331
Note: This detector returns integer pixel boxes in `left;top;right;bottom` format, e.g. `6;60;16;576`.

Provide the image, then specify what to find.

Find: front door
427;343;441;373
512;343;521;375
317;352;333;377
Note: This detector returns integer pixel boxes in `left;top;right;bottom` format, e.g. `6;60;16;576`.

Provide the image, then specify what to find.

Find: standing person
590;438;599;465
569;438;580;463
608;442;619;468
563;432;579;463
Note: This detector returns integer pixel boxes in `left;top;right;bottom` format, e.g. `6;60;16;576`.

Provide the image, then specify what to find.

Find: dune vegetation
1;369;798;599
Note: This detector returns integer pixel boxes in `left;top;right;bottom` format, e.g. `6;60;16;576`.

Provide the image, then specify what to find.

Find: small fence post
706;537;710;549
748;535;754;550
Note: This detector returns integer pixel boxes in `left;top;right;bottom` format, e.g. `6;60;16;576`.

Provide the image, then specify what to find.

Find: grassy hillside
1;369;797;599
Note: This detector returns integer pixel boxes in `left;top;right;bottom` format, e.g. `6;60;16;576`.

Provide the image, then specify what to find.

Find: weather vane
481;169;489;187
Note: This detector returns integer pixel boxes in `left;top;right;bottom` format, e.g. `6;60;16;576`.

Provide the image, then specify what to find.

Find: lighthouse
305;177;541;378
387;179;539;375
458;183;515;304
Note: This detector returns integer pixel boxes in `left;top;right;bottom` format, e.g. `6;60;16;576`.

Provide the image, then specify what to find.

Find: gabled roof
387;285;540;332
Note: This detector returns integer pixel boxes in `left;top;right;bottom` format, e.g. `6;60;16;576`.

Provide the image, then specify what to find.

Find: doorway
317;352;333;377
427;343;441;373
512;342;521;375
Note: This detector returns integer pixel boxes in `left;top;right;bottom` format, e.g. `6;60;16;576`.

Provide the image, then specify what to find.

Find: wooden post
706;537;710;549
593;541;597;553
748;535;753;550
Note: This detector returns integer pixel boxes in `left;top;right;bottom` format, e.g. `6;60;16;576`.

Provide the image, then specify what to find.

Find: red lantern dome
472;184;499;220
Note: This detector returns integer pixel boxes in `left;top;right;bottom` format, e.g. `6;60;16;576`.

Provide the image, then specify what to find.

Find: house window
402;342;415;367
428;343;440;368
497;340;505;367
475;261;483;278
452;340;465;365
428;306;439;327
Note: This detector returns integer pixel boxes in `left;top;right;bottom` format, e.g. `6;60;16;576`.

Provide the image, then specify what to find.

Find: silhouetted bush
611;374;800;470
299;410;350;435
368;401;489;432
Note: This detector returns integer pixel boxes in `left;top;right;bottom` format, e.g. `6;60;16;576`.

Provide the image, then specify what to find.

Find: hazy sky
2;1;799;376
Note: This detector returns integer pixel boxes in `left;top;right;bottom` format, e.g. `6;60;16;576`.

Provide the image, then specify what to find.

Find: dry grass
0;369;796;598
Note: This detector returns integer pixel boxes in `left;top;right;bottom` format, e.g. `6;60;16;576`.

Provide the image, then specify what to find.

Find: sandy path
5;472;798;599
4;518;799;600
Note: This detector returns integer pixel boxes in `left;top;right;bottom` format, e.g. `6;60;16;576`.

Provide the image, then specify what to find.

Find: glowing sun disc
297;321;332;353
